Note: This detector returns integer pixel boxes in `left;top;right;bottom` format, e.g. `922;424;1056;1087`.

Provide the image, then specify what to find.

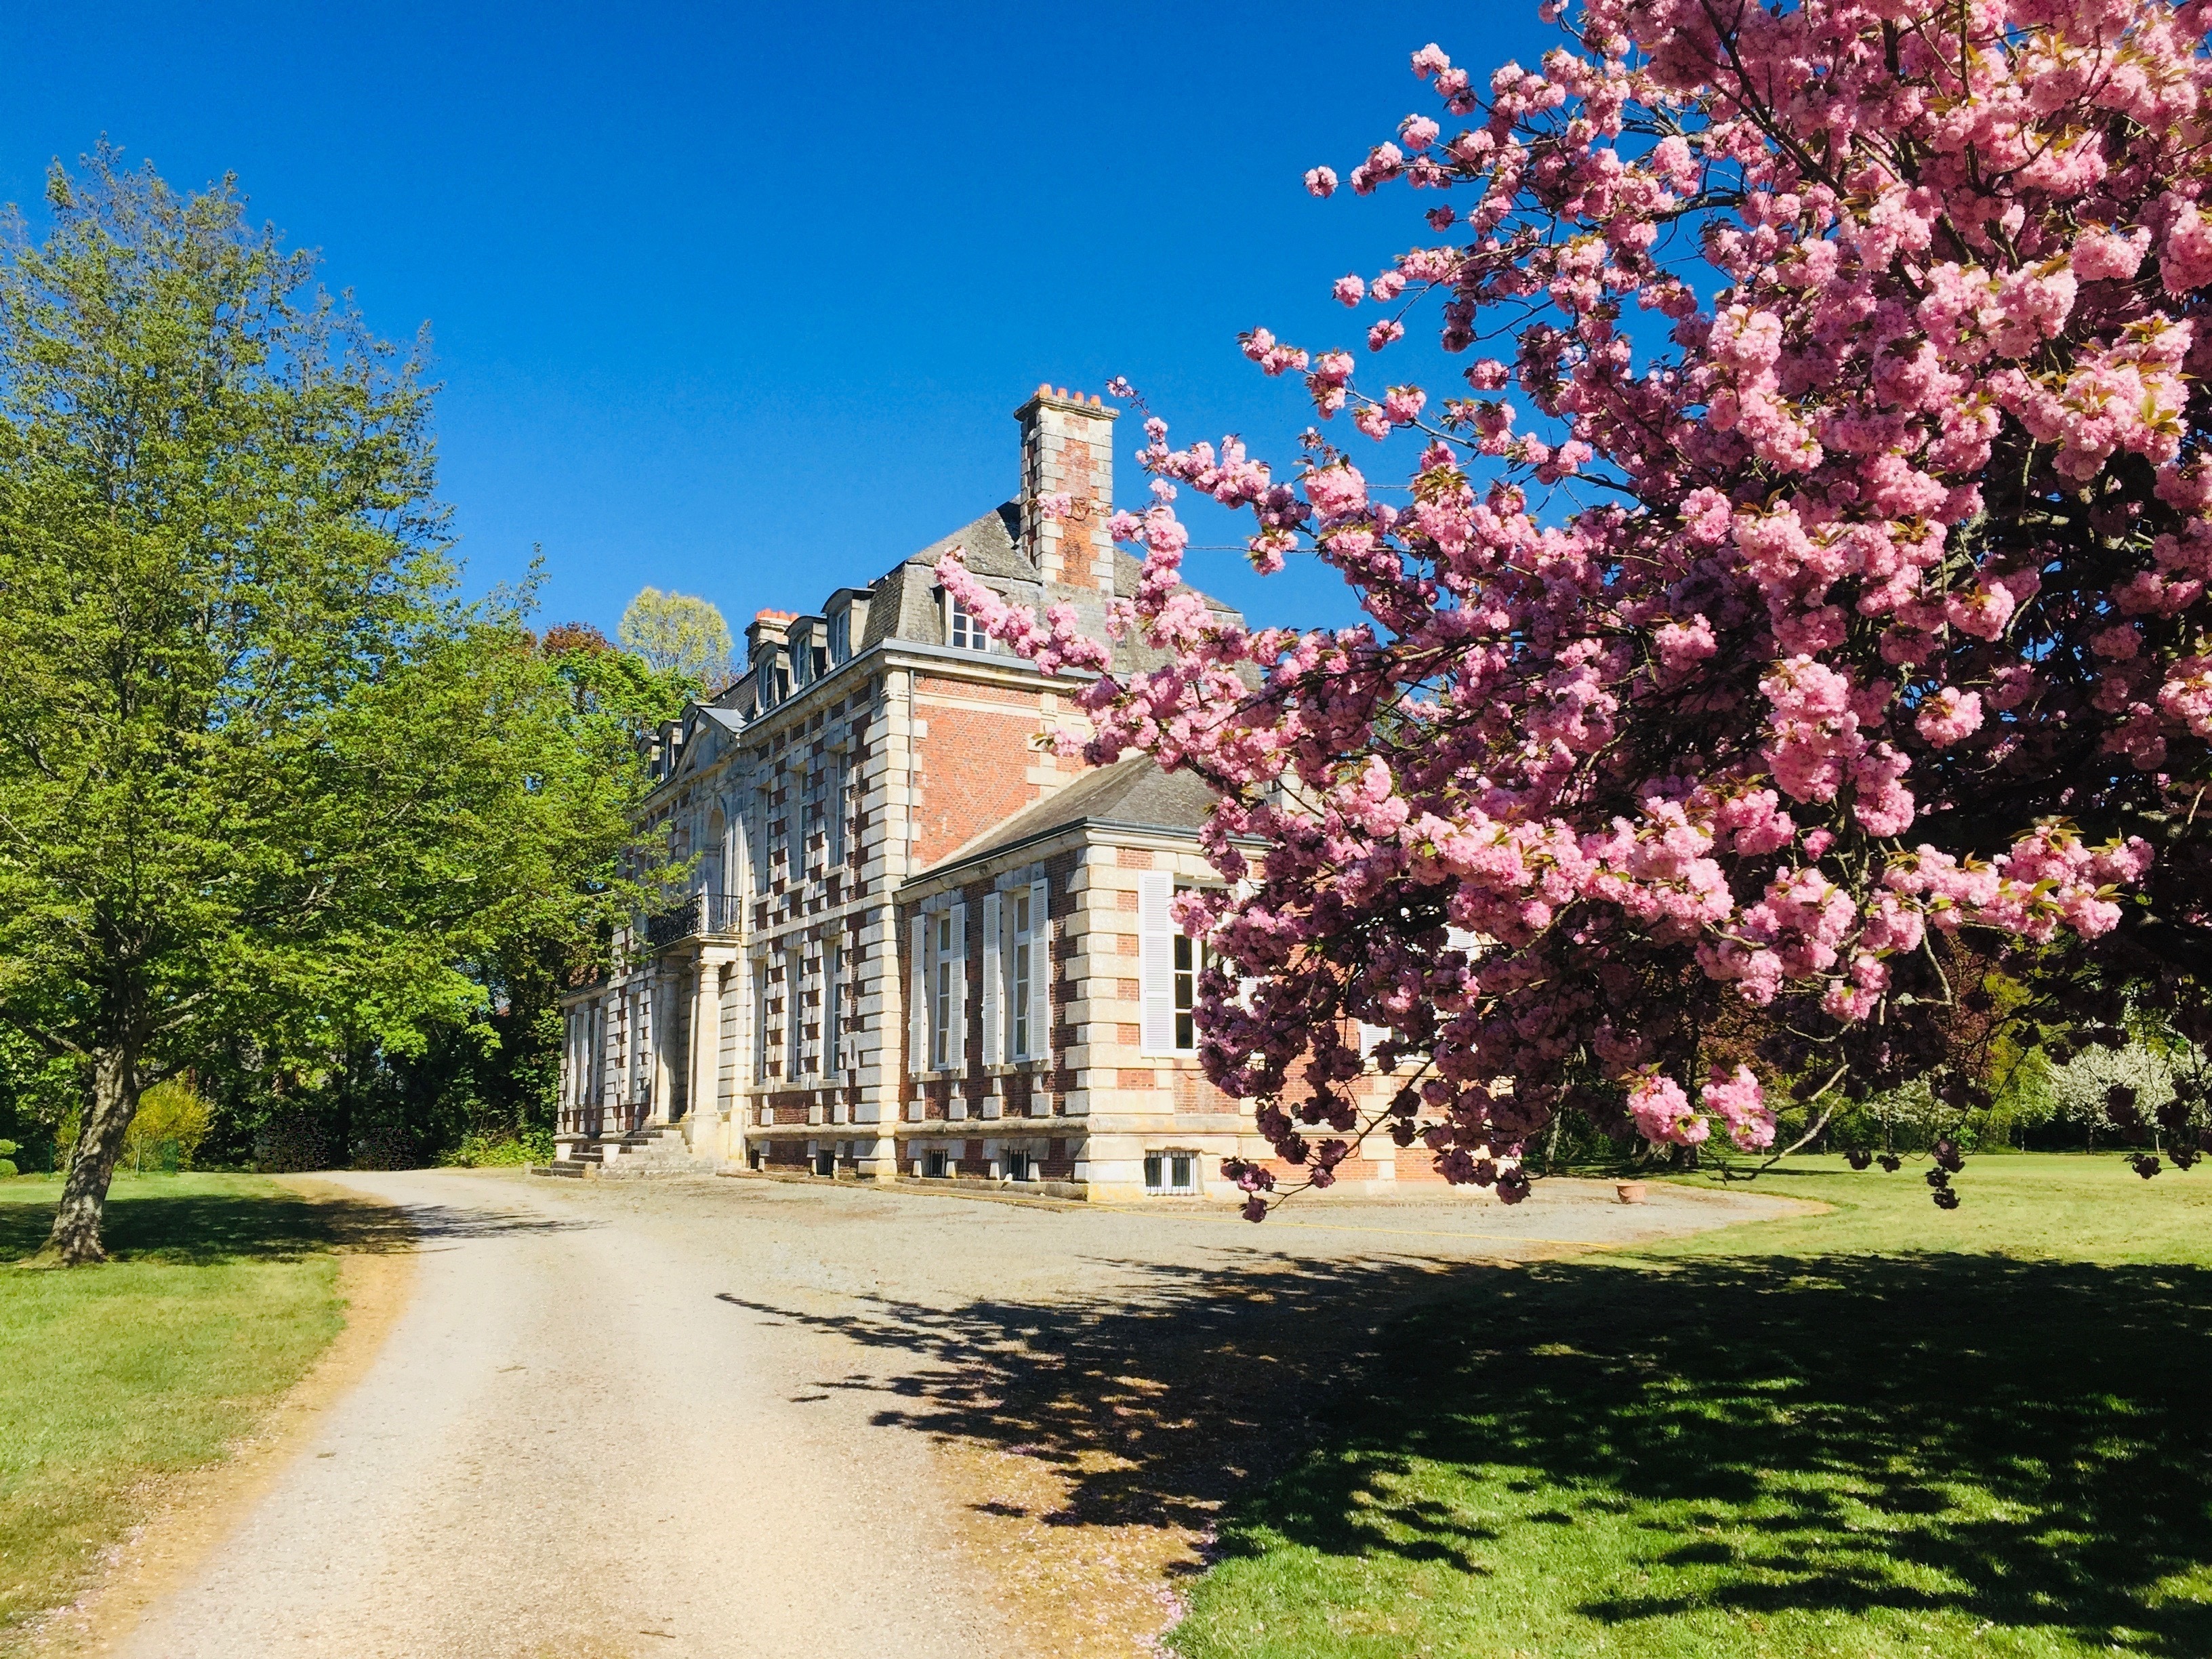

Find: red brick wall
911;677;1058;867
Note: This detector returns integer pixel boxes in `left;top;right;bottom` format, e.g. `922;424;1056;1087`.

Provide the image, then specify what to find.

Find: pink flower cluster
946;0;2212;1204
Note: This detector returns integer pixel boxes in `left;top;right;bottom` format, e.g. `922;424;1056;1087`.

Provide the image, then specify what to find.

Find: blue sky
0;1;1561;638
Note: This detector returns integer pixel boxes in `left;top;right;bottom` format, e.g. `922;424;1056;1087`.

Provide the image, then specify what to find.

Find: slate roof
914;756;1223;882
859;504;1036;653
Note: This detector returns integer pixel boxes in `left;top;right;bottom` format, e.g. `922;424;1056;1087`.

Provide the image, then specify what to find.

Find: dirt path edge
26;1175;419;1658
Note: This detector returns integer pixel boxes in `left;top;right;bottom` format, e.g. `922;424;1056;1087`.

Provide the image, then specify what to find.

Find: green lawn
0;1174;380;1650
1167;1155;2212;1658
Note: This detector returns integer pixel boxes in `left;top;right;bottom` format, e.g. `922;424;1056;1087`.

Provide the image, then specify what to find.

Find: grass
1166;1154;2212;1658
0;1172;375;1650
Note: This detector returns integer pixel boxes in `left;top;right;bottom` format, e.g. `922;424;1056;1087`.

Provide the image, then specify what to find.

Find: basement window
1144;1151;1197;1194
925;1149;949;1179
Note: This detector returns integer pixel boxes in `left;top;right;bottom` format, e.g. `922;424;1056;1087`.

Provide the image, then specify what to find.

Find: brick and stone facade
552;384;1435;1198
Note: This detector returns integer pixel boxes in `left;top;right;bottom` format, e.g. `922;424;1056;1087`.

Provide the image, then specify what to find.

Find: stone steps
531;1126;716;1181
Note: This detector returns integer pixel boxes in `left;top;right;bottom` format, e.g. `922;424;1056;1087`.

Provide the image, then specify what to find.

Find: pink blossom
1915;687;1984;746
948;3;2196;1218
1382;385;1427;425
1702;1065;1774;1151
1627;1072;1707;1147
1653;615;1717;675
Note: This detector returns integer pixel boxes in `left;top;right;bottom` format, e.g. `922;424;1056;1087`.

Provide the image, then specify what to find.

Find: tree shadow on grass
1;1180;587;1265
1245;1250;2212;1654
720;1247;2212;1650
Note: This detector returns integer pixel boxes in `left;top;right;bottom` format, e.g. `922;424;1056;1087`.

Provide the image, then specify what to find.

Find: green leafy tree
617;587;731;686
544;620;700;733
0;150;652;1262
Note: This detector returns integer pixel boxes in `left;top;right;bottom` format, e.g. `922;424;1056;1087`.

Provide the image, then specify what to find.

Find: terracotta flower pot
1616;1181;1647;1204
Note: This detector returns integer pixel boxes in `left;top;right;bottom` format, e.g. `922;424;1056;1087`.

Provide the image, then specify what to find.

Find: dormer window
947;595;991;653
829;611;850;663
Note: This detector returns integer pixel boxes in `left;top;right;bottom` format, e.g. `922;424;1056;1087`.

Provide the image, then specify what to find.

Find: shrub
438;1129;553;1168
123;1081;211;1172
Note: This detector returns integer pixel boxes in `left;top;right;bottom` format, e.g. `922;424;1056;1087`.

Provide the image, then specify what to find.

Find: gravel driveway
110;1168;1799;1659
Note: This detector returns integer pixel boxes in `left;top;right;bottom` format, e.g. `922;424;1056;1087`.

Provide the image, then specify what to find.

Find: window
947;595;990;652
1006;1150;1031;1182
811;647;827;680
925;1149;949;1179
827;760;848;867
1139;874;1210;1055
912;903;964;1075
752;960;769;1083
825;943;843;1073
815;1148;835;1177
1143;1151;1197;1193
930;912;964;1069
829;610;850;663
1174;930;1198;1050
785;950;804;1079
985;879;1049;1065
1012;890;1032;1060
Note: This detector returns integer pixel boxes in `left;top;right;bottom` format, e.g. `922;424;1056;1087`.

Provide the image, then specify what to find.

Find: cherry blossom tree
943;0;2212;1214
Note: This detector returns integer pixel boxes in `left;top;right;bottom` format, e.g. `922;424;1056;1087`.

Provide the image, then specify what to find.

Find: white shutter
981;892;1002;1065
1027;879;1050;1061
1139;872;1175;1056
949;901;968;1069
909;916;927;1073
1357;1022;1389;1065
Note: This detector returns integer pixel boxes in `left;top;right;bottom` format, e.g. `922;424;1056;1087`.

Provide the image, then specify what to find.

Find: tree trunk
43;1045;140;1265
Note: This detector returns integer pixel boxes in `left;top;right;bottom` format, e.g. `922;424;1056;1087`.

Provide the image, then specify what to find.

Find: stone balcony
643;890;745;949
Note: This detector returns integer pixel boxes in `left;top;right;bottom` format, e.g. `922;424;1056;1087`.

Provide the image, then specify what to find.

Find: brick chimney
745;609;797;663
1015;384;1118;599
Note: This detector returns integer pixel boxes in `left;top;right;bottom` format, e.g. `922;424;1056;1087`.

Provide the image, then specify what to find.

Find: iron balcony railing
642;891;745;948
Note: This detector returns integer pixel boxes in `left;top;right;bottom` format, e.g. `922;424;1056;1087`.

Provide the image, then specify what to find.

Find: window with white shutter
1023;880;1050;1061
909;916;928;1073
932;912;954;1069
1138;872;1176;1056
981;893;1002;1065
948;900;968;1069
1009;887;1030;1060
